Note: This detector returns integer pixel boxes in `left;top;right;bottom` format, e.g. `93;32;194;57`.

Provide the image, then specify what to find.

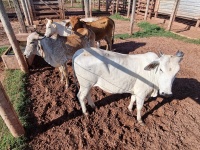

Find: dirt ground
0;18;200;149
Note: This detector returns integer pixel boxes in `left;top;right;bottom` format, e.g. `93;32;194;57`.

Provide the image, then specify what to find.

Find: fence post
144;0;150;20
89;0;92;17
12;0;27;33
0;82;25;137
130;0;137;35
167;0;180;31
84;0;89;18
127;0;131;18
154;0;160;18
115;0;119;13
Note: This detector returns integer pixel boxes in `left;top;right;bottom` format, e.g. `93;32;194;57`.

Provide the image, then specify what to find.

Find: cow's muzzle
160;92;172;98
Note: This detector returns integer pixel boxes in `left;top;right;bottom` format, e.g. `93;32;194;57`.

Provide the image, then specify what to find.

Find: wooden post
89;0;92;17
106;0;108;11
12;0;27;33
29;0;36;20
71;0;73;7
59;0;65;19
0;82;25;137
24;0;33;25
82;0;84;11
84;0;89;18
26;0;34;22
0;0;29;73
130;0;137;35
98;0;100;11
93;0;95;8
115;0;119;13
127;0;131;18
167;0;180;31
111;1;114;15
154;0;160;18
20;0;31;25
144;0;150;20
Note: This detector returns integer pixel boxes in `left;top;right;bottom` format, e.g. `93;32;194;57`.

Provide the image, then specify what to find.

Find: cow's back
85;17;114;41
73;48;158;94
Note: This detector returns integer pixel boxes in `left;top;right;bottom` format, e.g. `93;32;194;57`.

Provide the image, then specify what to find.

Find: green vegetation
0;47;7;56
115;22;200;45
110;13;130;21
0;70;29;149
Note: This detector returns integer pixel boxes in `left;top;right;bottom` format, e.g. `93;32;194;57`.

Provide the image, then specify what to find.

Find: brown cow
70;16;115;50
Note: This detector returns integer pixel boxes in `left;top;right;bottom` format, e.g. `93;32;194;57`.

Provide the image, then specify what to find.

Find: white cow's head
44;19;56;37
45;19;71;37
144;51;184;97
24;32;44;58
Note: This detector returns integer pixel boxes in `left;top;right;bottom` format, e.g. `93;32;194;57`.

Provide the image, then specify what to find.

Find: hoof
128;106;132;112
91;104;96;109
84;112;89;116
60;79;64;83
65;85;69;90
138;120;145;126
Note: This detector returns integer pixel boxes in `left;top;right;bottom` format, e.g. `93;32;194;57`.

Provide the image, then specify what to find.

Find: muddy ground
0;18;200;149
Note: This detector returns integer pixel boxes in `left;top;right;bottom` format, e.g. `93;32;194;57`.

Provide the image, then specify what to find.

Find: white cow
44;18;98;38
24;32;94;89
45;19;72;37
72;47;184;124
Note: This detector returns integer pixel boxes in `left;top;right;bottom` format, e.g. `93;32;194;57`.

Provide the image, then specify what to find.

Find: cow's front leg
136;94;145;125
128;95;136;112
58;66;64;83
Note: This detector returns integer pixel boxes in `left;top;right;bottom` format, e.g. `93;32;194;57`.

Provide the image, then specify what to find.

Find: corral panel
158;0;200;19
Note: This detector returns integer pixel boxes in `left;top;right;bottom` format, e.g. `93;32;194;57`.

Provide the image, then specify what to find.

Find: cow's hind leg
86;92;96;109
105;36;112;50
61;63;69;89
77;87;91;115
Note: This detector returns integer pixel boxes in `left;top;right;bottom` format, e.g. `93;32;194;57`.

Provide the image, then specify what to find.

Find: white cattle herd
24;16;184;124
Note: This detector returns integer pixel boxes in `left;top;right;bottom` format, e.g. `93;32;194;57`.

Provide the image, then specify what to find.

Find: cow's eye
160;69;163;72
30;41;34;44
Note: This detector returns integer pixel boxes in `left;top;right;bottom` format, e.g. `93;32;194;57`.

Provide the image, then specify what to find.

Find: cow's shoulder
141;52;158;61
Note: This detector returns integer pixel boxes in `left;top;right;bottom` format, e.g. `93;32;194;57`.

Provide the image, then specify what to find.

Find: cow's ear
144;61;159;70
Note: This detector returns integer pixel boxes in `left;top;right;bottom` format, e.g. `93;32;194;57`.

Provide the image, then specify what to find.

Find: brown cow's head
69;16;83;31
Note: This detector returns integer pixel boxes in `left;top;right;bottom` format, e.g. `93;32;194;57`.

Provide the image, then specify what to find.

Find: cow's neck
151;67;160;90
56;22;71;36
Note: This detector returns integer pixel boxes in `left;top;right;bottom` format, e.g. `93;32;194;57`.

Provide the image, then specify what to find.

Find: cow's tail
111;19;115;45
